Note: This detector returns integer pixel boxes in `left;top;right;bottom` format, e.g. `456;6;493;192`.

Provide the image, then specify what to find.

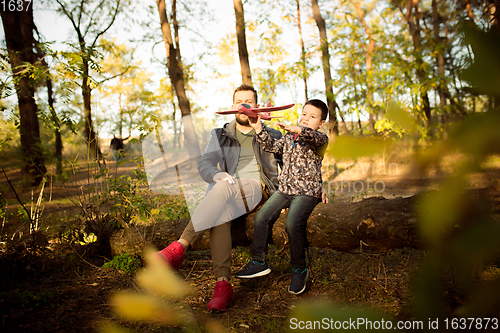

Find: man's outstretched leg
206;221;234;312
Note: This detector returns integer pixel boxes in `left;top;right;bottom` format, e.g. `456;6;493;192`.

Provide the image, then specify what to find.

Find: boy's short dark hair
304;99;328;121
233;84;258;105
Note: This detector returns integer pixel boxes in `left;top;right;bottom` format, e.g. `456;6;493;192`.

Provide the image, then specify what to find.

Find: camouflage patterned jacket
256;126;329;198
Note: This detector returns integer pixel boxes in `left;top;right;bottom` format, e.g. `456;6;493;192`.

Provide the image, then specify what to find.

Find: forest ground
1;142;500;332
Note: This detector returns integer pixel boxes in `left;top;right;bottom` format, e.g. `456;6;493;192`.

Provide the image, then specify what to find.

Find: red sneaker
156;241;185;270
207;280;234;312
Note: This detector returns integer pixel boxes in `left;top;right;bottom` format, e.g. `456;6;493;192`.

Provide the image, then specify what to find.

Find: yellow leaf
110;291;187;325
136;246;192;298
110;291;159;321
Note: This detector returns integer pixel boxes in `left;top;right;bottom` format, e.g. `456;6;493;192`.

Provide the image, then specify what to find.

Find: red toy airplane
216;102;295;120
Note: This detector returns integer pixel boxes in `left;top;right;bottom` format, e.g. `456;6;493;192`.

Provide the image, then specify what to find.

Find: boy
235;99;329;295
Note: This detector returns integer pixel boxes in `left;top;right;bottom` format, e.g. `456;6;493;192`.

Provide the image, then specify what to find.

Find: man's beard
235;114;250;126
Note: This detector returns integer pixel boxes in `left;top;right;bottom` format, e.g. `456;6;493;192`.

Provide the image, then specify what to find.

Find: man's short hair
233;84;258;105
304;99;329;121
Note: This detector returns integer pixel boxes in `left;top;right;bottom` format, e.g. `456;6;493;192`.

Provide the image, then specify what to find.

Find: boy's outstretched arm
293;126;329;151
277;122;302;134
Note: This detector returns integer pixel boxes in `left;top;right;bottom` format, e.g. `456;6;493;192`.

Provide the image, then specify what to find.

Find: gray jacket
198;120;283;192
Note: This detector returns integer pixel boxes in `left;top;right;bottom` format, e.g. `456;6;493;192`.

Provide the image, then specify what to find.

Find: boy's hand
277;123;302;134
321;191;329;204
249;114;262;133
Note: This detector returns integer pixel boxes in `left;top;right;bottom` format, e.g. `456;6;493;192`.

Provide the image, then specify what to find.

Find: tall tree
311;0;339;136
55;0;123;160
234;0;252;85
490;0;500;108
33;38;64;175
1;1;46;185
431;0;447;123
296;0;308;100
156;0;201;158
354;0;376;132
401;0;432;129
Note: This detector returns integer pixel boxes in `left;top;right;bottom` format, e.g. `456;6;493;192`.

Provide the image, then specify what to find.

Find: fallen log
109;186;500;257
110;194;421;256
248;195;420;251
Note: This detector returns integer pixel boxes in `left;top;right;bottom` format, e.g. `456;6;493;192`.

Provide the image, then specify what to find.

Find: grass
2;144;500;331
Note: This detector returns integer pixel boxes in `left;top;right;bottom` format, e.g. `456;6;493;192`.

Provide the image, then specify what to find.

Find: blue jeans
251;191;320;270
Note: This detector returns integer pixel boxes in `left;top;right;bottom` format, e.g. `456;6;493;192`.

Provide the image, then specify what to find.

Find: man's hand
277;123;302;134
213;172;236;184
248;114;262;133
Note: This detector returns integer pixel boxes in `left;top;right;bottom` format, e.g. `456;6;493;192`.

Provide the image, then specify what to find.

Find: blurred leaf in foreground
461;23;500;97
417;177;467;247
110;290;191;325
136;246;192;298
386;100;417;134
326;136;391;159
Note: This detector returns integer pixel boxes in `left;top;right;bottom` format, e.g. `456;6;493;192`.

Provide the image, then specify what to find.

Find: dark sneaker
207;280;234;312
155;241;185;270
235;260;271;278
288;268;309;294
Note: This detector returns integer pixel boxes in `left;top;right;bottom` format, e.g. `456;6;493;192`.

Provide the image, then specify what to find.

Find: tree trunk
55;0;122;163
233;0;252;85
34;42;63;175
404;0;432;130
355;0;376;133
81;56;102;159
47;78;63;175
311;0;339;137
491;0;500;109
110;195;420;256
157;0;201;158
1;2;46;185
432;0;447;125
296;0;308;100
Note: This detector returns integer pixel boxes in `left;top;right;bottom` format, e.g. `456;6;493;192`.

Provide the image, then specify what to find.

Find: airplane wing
254;103;295;112
216;103;295;115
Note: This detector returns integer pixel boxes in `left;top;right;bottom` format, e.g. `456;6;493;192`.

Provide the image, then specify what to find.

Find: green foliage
103;253;141;275
411;25;500;321
99;158;189;225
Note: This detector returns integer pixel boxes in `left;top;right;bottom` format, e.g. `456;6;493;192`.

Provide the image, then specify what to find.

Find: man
155;84;282;311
